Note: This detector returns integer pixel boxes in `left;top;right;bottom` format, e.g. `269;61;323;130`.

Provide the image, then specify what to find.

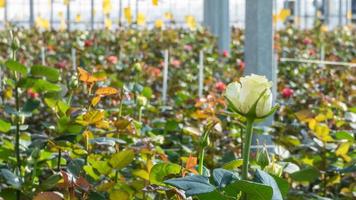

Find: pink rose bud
282;87;294;98
303;37;312;45
215;81;226;92
184;45;193;51
171;59;181;68
84;39;94;47
107;55;118;64
55;60;67;69
222;50;229;58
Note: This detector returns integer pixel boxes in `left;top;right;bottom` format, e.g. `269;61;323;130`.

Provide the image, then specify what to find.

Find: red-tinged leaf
33;192;63;200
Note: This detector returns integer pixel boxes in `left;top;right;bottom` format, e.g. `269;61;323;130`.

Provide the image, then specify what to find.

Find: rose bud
303;37;312;45
84;39;94;47
222;50;229;58
225;74;273;118
171;59;181;68
184;45;193;51
55;60;67;69
106;55;118;64
215;81;226;92
27;88;39;99
281;87;294;98
308;49;316;56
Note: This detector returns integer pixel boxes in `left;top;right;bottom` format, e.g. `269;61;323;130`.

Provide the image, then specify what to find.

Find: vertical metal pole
66;0;71;31
135;0;139;24
41;47;46;65
29;0;34;27
4;0;7;23
50;0;54;29
245;0;274;126
338;0;342;26
203;0;230;53
162;50;169;106
119;0;122;27
72;48;77;71
91;0;94;30
198;51;204;98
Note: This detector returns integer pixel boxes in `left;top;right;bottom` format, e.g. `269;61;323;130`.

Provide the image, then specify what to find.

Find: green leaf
109;189;130;200
0;169;21;189
339;165;356;173
254;169;283;200
142;87;153;98
40;174;61;190
92;161;111;175
83;165;100;180
290;167;320;182
222;159;243;170
109;149;135;170
197;190;227;200
212;168;239;189
271;174;289;198
0;119;11;133
5;60;27;76
68;158;85;177
21;99;40;113
33;79;61;92
223;180;273;200
89;192;106;200
334;131;354;142
30;65;60;82
164;175;215;196
150;163;181;185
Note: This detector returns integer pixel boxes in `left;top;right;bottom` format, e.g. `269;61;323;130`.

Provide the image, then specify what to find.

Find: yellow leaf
0;0;5;8
95;87;118;96
78;67;106;83
154;19;164;29
320;25;328;32
301;156;314;166
152;0;158;6
63;0;69;5
315;114;326;122
103;0;112;14
132;169;149;180
96;120;110;129
327;174;340;186
164;12;173;20
75;14;81;22
104;17;112;29
326;109;333;119
83;110;105;125
35;17;50;30
295;110;314;122
124;7;132;24
185;15;197;30
59;19;67;31
91;96;101;106
308;119;317;130
109;190;129;200
277;9;290;22
137;12;146;25
336;142;351;157
347;11;352;20
314;124;333;142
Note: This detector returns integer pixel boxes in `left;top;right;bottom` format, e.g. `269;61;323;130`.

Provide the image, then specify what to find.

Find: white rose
225;74;273;118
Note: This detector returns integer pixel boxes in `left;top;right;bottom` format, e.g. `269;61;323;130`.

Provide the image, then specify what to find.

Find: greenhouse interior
0;0;355;200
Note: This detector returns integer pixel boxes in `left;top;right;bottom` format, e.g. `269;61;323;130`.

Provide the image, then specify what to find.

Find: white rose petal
225;74;273;117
